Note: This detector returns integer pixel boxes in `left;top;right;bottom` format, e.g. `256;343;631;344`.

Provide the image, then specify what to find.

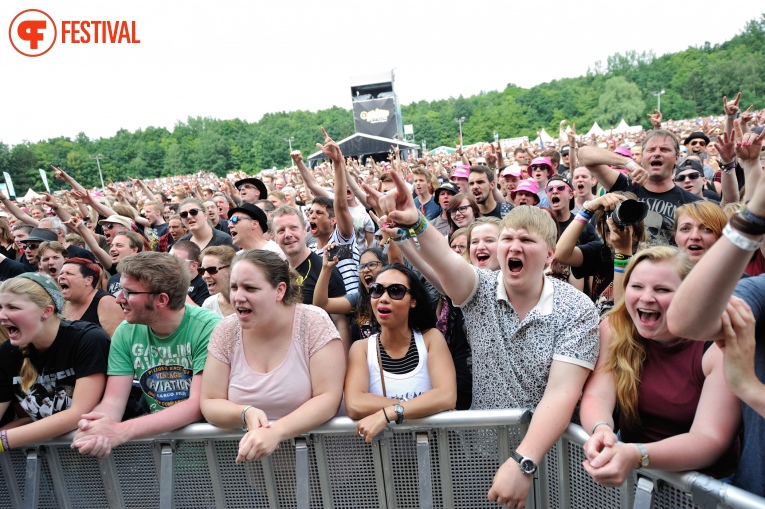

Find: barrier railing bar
22;448;41;509
0;451;23;509
415;432;433;509
204;439;226;509
260;454;279;507
43;447;70;509
311;435;334;508
158;443;174;509
632;476;655;509
370;438;388;509
98;455;124;509
294;437;309;509
435;427;454;509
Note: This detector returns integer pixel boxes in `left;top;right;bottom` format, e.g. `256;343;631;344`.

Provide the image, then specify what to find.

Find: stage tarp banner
353;98;398;138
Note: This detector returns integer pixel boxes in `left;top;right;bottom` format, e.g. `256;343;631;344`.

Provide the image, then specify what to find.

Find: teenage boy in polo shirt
375;170;598;508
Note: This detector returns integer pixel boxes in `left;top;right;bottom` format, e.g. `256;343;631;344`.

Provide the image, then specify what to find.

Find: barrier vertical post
294;437;310;509
632;476;655;509
158;443;175;509
0;451;23;508
415;432;433;509
22;447;42;509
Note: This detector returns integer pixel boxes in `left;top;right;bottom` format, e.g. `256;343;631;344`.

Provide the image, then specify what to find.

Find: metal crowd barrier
1;409;764;509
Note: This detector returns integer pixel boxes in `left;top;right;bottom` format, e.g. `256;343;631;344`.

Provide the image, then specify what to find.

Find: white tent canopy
532;128;554;145
23;188;41;202
612;119;643;134
585;122;605;137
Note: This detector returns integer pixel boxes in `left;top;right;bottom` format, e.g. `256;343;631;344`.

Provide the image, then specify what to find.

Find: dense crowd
1;98;764;508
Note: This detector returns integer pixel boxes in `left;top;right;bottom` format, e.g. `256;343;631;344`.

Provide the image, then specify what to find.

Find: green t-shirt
108;304;220;413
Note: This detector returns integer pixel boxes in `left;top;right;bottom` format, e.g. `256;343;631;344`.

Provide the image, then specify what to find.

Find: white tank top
366;330;432;401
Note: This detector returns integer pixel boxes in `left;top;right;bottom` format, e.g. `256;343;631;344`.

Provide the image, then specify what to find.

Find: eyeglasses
675;172;701;182
545;184;568;193
228;216;253;225
22;243;40;250
368;282;410;300
449;205;471;216
180;208;202;219
121;288;160;299
359;261;382;271
238;184;257;191
198;265;230;276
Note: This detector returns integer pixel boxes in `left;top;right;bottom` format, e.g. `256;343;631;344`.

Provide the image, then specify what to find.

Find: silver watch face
520;458;537;474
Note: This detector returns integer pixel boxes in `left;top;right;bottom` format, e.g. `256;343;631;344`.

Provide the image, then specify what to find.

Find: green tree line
2;15;763;193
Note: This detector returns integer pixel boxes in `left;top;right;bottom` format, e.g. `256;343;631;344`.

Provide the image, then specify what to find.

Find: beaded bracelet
721;161;736;175
396;213;428;250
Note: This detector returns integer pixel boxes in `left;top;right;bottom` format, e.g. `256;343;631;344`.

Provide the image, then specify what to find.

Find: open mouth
309;221;318;233
47;267;58;276
550;196;561;206
508;258;523;273
237;307;252;318
650;160;663;169
577;183;585;191
376;306;392;318
686;244;704;254
363;274;374;285
637;308;661;326
475;252;490;265
206;280;217;291
4;325;20;339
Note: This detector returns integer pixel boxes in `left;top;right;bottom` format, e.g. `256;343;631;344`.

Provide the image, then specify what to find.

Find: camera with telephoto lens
609;199;649;231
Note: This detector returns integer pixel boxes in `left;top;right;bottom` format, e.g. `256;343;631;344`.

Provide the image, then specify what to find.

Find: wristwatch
635;443;650;468
510;451;537;475
393;404;405;424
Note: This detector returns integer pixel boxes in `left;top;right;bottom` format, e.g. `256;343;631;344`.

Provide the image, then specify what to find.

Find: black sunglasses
197;265;230;276
22;243;41;250
368;282;410;300
675;172;701;182
180;208;203;219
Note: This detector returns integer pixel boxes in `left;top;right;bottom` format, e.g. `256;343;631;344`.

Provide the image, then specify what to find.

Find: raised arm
313;249;354;315
293;151;330;198
64;217;113;270
578;146;643;191
318;128;353;239
0;195;38;226
369;171;475;304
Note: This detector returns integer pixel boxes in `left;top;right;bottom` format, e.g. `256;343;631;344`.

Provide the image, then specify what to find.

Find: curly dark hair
371;263;435;333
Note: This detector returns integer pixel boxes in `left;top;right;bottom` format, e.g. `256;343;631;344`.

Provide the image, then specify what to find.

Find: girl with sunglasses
314;247;393;342
200;246;236;318
177;198;234;251
344;264;456;442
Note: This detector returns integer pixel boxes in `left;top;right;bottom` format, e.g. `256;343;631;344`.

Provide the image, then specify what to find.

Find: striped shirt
310;227;359;293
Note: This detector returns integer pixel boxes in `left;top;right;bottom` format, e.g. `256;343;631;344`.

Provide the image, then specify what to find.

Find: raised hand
734;118;765;161
647;109;662;129
316;127;343;164
723;92;741;116
713;131;736;164
290;150;303;165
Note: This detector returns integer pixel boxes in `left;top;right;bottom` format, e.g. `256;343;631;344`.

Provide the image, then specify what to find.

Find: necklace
296;258;311;287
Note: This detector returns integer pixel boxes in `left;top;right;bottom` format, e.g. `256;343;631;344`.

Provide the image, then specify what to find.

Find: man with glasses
73;252;220;459
170;240;210;306
234;177;268;205
674;158;720;202
227;203;284;257
19;227;58;271
683;132;715;180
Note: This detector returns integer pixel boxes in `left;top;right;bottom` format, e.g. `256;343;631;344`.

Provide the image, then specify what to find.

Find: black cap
228;203;269;233
26;228;58;243
683;132;710;146
675;158;704;176
435;182;459;200
548;175;575;211
234;177;268;200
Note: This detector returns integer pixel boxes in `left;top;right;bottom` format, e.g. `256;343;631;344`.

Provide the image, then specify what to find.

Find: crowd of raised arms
0;95;764;509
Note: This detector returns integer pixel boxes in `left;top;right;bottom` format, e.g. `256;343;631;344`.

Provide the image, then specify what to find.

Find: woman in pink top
200;250;346;463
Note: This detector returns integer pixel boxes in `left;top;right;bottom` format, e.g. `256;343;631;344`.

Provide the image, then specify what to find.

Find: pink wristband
574;216;589;225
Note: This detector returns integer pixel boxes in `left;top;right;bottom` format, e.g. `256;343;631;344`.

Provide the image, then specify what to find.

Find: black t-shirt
0;257;31;281
0;320;110;421
296;251;346;305
153;222;169;238
188;274;211;306
572;241;614;307
558;215;599;246
609;173;702;242
107;272;122;297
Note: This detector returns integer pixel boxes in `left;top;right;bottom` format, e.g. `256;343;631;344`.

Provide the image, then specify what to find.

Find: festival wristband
723;224;763;251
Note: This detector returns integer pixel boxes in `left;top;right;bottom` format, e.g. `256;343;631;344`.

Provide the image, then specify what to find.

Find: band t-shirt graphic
0;321;110;421
107;305;218;413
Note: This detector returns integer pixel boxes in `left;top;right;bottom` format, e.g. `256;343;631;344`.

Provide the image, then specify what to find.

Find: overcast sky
1;1;762;147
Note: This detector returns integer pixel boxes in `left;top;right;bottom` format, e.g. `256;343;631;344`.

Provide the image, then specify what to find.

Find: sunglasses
675;172;701;182
545;184;569;193
530;165;549;172
180;208;202;219
198;265;230;276
22;243;41;250
359;260;382;271
103;223;119;230
228;216;252;225
449;205;471;216
368;282;410;300
689;141;707;147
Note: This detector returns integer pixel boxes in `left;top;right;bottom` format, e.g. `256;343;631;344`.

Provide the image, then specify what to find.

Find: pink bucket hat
510;179;540;204
450;165;470;180
529;157;553;176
